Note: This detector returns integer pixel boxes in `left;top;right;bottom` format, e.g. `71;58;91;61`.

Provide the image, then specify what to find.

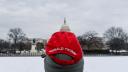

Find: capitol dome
60;18;70;32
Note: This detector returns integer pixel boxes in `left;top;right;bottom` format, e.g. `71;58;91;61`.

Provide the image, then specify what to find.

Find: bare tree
104;27;128;42
78;31;104;50
77;36;86;48
107;38;125;51
0;39;9;53
104;27;128;51
8;28;26;44
82;31;98;40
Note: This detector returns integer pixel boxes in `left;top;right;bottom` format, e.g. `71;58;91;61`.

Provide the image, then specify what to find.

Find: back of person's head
46;18;83;65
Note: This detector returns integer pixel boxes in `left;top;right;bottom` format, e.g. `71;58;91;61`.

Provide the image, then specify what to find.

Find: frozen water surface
0;56;128;72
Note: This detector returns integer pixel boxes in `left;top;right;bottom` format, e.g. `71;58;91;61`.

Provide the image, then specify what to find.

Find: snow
0;56;128;72
84;56;128;72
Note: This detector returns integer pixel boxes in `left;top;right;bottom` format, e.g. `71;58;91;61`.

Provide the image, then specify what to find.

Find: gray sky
0;0;128;40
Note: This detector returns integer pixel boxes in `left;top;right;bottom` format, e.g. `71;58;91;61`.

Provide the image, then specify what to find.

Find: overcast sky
0;0;128;40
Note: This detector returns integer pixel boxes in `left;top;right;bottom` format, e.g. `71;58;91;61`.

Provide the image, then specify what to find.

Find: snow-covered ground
0;56;128;72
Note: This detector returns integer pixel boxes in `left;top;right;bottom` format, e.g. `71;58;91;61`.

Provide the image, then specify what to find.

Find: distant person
44;19;84;72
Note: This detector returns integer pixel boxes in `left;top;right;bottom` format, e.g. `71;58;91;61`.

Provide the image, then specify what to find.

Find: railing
0;52;44;57
0;50;128;57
